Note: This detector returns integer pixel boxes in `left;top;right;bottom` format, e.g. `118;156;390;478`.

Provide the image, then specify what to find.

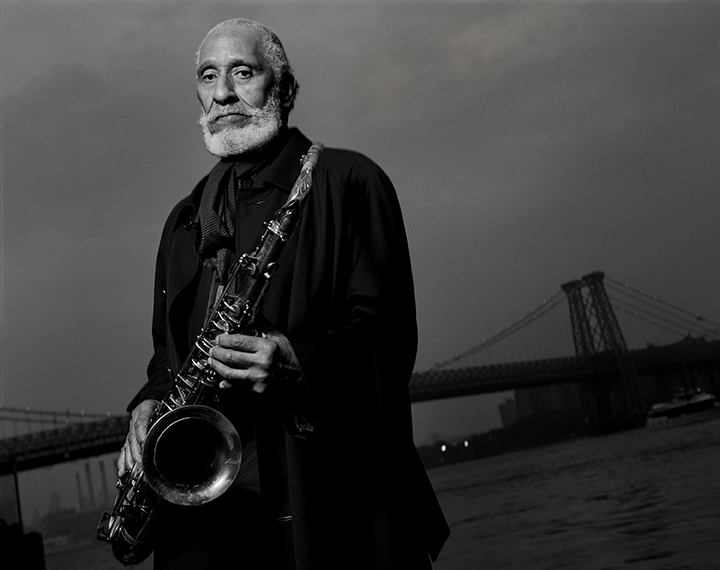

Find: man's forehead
197;27;266;68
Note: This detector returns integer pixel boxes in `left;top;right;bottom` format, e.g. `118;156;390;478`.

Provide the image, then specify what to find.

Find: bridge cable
605;277;720;330
610;302;706;340
607;293;717;337
605;282;718;333
422;291;567;372
605;288;719;339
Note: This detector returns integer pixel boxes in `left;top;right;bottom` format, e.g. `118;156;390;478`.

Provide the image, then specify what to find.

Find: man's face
196;27;281;157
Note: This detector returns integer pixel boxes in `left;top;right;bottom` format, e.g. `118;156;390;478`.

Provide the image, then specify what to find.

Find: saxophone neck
282;142;325;209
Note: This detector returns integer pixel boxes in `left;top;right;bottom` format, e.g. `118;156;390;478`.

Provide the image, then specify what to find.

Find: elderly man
117;18;448;570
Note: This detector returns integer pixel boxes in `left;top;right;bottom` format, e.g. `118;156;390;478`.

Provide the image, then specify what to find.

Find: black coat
130;128;449;569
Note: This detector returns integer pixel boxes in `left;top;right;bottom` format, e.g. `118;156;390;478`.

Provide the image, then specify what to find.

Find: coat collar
174;127;312;231
261;126;313;191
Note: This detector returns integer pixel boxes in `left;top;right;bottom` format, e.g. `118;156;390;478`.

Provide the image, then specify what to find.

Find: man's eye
232;68;252;80
200;72;217;84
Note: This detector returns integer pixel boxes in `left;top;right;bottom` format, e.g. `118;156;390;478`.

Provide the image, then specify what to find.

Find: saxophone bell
142;405;243;506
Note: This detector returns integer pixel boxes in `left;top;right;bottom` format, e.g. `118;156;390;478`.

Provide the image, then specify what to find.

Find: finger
132;400;157;444
123;443;135;475
125;444;137;473
127;431;143;464
210;340;275;371
208;355;269;382
117;447;126;477
209;345;254;369
214;333;259;351
135;416;150;446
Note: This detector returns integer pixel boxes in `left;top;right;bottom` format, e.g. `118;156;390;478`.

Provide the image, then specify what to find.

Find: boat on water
646;387;719;428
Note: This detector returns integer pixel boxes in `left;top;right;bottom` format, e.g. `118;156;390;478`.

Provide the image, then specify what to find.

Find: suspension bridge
2;271;719;476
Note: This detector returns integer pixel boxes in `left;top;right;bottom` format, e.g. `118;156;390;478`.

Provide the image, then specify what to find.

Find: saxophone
97;142;324;565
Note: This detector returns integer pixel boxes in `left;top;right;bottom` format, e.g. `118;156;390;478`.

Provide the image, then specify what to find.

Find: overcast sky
2;0;719;471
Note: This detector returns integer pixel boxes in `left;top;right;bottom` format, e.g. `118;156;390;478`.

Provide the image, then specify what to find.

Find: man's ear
280;74;298;109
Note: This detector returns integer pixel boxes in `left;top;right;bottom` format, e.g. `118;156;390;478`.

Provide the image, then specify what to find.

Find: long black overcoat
129;128;449;569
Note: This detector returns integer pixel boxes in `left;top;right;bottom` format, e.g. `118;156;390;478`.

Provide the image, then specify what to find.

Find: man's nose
213;74;238;104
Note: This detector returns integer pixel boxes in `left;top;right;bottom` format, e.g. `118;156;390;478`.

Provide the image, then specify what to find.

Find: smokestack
75;472;85;512
98;460;111;506
85;462;96;510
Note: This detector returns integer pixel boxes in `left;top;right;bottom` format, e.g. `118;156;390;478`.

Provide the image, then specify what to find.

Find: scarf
196;159;264;316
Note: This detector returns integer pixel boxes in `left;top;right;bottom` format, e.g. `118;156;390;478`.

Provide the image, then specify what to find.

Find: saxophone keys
196;337;214;356
177;374;193;388
212;317;230;333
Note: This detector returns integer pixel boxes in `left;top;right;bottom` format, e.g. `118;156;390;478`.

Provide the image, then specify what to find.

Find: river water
44;417;719;569
429;416;720;570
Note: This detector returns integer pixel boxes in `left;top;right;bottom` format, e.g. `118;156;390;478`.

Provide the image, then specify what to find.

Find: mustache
204;103;261;123
202;86;281;124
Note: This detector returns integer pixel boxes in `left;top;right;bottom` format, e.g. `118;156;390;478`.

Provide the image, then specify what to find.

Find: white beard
199;92;282;157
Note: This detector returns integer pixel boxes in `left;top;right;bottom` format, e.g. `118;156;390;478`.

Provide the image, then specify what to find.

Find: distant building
498;398;519;428
49;492;62;514
515;383;583;418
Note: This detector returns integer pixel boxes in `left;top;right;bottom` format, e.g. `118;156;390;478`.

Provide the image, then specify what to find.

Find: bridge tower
563;271;627;356
562;271;645;428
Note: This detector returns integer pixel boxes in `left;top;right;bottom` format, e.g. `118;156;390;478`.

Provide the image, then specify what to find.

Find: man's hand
208;333;279;393
117;399;158;477
208;326;300;393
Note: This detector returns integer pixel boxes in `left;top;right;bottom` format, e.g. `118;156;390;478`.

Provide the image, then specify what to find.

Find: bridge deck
411;339;719;401
1;416;129;476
